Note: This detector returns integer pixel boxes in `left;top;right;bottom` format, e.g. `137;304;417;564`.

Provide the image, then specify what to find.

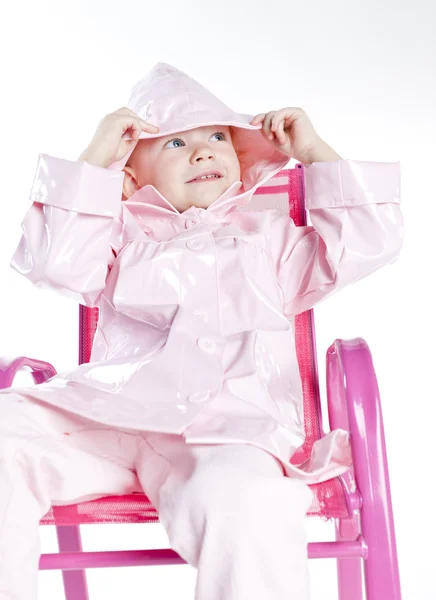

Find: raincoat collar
120;178;274;241
123;178;244;218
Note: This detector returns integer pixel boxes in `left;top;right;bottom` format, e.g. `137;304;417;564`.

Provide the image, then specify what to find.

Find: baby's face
126;125;241;212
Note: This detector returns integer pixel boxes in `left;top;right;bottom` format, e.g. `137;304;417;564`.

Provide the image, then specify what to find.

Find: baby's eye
210;132;226;141
164;138;185;149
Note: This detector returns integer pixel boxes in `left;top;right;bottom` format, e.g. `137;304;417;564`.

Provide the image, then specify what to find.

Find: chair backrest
71;164;349;523
242;166;325;464
78;167;324;464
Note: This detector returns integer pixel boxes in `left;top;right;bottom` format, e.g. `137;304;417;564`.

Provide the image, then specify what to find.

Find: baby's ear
122;166;141;201
235;146;247;170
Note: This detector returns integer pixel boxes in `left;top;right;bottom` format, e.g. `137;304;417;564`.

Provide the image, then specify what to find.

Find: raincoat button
185;218;198;229
197;337;216;353
193;310;208;321
187;391;211;403
186;238;204;250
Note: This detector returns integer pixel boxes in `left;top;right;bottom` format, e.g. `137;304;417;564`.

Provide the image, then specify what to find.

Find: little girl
0;62;403;600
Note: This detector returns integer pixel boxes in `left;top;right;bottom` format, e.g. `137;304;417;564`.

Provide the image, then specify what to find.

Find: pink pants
0;391;313;600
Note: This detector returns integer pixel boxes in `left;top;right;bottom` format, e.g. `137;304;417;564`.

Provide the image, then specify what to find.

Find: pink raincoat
2;63;404;484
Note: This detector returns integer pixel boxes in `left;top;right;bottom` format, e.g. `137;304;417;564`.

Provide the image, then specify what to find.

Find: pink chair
0;164;402;599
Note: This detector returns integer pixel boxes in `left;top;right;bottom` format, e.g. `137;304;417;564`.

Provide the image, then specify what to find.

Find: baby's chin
169;177;241;212
180;186;230;210
191;192;224;209
177;197;217;212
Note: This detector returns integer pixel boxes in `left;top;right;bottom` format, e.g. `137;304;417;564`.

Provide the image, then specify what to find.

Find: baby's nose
194;147;215;161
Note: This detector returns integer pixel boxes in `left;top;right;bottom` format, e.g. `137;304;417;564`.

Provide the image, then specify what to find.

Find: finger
116;109;159;130
130;120;159;141
130;122;142;141
140;119;160;132
127;120;144;141
118;117;136;140
271;109;288;132
276;121;287;145
250;113;265;125
272;108;301;133
263;111;276;140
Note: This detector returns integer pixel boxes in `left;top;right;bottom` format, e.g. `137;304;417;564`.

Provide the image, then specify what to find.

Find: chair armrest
326;337;393;509
0;356;57;389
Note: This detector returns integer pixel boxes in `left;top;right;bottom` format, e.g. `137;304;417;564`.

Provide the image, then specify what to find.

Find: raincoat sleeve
10;154;125;307
270;159;404;318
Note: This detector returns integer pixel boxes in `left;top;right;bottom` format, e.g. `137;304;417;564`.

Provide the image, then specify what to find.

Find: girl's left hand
251;107;322;162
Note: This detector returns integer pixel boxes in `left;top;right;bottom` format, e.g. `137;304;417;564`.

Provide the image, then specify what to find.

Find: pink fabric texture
2;62;404;483
0;392;313;599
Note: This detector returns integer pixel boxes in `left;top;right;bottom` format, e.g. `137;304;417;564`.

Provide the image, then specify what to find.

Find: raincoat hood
108;62;290;215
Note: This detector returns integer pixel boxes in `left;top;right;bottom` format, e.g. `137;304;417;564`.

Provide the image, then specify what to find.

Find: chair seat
40;476;350;526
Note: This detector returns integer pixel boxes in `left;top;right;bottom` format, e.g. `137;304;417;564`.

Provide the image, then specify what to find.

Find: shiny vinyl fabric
2;63;404;483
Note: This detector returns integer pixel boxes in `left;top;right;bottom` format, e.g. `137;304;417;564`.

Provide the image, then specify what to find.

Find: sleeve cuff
29;154;125;217
304;159;401;209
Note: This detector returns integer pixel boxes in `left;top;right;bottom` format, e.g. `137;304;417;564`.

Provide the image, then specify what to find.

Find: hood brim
109;117;289;193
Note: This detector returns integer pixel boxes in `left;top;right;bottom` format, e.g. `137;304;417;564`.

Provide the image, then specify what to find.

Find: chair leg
335;516;364;600
360;501;402;600
56;526;90;600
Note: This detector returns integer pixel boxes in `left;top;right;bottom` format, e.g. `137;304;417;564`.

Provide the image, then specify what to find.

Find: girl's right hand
78;107;159;168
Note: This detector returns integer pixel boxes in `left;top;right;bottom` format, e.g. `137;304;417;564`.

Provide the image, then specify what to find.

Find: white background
1;0;435;598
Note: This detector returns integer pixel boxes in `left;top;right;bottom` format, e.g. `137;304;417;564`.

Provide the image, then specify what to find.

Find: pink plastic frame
0;338;402;599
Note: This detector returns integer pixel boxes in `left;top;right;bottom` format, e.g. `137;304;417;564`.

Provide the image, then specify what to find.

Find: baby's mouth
187;171;223;183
